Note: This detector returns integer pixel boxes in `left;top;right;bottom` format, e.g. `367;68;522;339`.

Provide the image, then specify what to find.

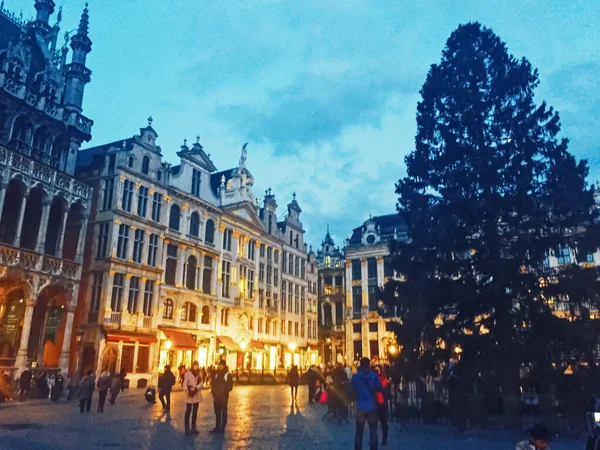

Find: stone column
115;176;125;210
376;256;384;287
177;246;187;288
197;252;205;292
0;182;7;218
12;187;29;247
124;274;132;314
211;257;219;296
15;300;35;373
35;198;52;253
132;341;140;374
110;221;120;258
56;208;69;258
75;214;89;263
142;231;151;265
58;307;76;372
360;259;368;307
36;301;52;366
345;260;352;315
104;271;115;321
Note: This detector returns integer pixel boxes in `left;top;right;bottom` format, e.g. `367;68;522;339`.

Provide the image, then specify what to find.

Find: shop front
216;335;242;370
100;330;157;388
158;328;198;372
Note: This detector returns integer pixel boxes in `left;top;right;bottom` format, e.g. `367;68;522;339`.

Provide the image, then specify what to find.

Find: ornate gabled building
315;227;346;365
0;1;93;377
74;121;318;385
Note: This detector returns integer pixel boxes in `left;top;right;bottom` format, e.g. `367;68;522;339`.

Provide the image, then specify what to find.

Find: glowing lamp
388;345;398;355
454;346;462;354
240;341;247;350
218;348;224;355
289;342;297;352
164;340;172;350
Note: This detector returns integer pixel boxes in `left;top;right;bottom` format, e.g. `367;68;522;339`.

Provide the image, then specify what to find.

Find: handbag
319;391;329;404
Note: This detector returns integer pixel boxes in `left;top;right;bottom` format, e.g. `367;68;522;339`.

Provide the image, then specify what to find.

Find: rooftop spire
77;3;89;37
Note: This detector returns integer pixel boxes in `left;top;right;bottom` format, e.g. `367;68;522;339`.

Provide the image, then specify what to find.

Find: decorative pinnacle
147;116;153;126
183;138;187;146
293;192;297;200
77;3;89;37
196;135;200;144
122;140;126;148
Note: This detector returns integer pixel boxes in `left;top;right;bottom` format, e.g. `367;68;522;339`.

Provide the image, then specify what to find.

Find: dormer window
157;170;163;181
366;234;376;245
128;155;134;168
192;169;201;196
142;156;150;175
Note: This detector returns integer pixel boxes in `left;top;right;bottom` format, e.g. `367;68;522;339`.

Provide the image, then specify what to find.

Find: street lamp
218;348;224;355
454;345;462;354
388;344;398;356
164;340;172;350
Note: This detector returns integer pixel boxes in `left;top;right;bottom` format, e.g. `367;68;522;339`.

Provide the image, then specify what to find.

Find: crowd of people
0;367;66;403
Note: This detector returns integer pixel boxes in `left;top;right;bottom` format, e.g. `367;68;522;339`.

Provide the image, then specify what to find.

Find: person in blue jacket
351;357;383;450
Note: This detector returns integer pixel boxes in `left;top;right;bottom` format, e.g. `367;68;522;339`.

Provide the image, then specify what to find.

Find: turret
34;0;55;23
63;3;92;112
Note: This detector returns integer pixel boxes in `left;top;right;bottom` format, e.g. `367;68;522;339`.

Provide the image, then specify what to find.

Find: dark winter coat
211;368;233;401
158;370;176;393
78;375;95;399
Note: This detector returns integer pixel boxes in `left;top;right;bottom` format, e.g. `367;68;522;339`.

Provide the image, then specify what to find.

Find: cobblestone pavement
0;385;586;450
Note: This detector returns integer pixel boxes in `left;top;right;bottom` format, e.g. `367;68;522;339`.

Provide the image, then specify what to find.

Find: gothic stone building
74;122;318;385
0;1;93;377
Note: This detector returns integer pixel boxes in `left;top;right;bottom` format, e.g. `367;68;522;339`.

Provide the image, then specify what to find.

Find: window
258;318;263;334
157;170;162;181
169;204;181;231
137;186;149;217
282;251;287;273
247;240;255;260
288;254;293;274
128;276;140;313
137;345;149;373
111;273;125;312
295;322;299;336
102;178;114;210
281;281;287;311
301;323;305;338
587;252;595;263
147;234;158;266
192;169;201;196
259;289;264;308
260;244;265;258
247;269;255;297
289;231;293;245
181;302;197;322
116;224;130;260
163;298;173;320
128;155;134;168
288;283;293;312
267;266;272;285
186;255;198;290
294;256;300;277
369;322;378;332
353;323;361;333
142;155;150;175
301;259;305;279
268;214;273;234
132;229;145;263
281;320;285;335
201;305;210;324
222;229;232;251
295;285;300;314
259;263;265;283
220;308;229;325
108;154;116;173
203;256;213;293
151;192;162;222
190;212;200;237
295;235;299;249
267;247;272;261
274;268;279;287
121;345;135;373
352;286;362;316
222;261;231;298
143;279;154;316
274;250;279;264
367;257;377;281
122;179;134;212
325;255;331;268
556;246;571;265
288;320;292;336
205;219;215;244
368;286;378;311
165;244;178;286
352;259;362;280
301;287;306;315
96;223;109;258
90;273;103;312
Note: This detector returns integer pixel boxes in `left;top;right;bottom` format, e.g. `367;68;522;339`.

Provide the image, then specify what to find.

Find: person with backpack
183;360;203;435
210;359;233;434
374;365;392;447
158;364;176;412
351;357;383;450
516;424;550;449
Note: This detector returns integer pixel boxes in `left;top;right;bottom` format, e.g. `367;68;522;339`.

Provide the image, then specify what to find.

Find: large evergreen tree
385;22;600;386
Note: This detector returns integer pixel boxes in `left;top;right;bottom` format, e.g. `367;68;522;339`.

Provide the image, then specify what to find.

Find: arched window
201;305;210;324
186;255;197;290
10;116;33;150
324;303;333;327
163;299;173;320
169;204;180;231
44;196;66;255
0;178;26;245
157;170;162;181
181;302;197;322
19;185;45;250
62;203;85;260
128;155;134;168
32;126;53;154
142;155;150;175
205;219;215;244
189;212;200;237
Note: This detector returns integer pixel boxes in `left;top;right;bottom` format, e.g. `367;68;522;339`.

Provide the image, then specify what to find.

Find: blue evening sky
11;0;600;248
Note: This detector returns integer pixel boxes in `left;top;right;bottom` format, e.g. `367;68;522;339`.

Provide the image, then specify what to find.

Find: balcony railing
0;244;81;280
143;316;153;328
108;312;122;326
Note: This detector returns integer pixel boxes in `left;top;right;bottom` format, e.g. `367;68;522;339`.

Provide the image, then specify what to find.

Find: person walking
210;360;233;434
96;370;111;413
374;365;391;447
78;370;95;413
288;365;300;403
307;365;319;404
158;364;176;411
109;370;123;405
19;367;31;402
183;361;203;435
351;357;383;450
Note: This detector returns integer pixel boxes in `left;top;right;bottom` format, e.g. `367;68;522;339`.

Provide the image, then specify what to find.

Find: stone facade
74;123;318;385
0;1;93;377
